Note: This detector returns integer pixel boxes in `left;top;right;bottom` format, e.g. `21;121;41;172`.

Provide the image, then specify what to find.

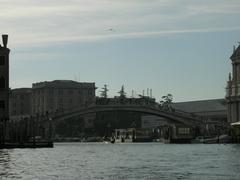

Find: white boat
113;129;134;143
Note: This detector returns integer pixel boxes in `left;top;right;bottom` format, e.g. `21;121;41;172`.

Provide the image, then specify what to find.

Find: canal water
0;143;240;180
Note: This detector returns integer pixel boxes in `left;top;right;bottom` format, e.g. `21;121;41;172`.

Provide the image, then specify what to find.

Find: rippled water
0;143;240;180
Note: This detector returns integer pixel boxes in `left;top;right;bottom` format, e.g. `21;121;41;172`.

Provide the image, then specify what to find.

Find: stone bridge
50;105;206;127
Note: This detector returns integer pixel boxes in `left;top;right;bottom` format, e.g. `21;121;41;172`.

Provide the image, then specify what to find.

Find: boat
191;135;232;144
112;129;134;143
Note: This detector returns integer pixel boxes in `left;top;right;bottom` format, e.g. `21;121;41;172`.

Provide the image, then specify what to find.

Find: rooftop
230;44;240;60
172;98;227;113
11;88;32;94
32;80;95;89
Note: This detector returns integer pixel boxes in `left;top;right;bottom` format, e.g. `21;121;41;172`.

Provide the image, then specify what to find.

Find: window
68;89;73;95
49;89;54;95
58;90;63;95
0;56;5;65
20;95;24;100
0;76;5;88
0;101;5;109
178;127;190;135
88;91;91;96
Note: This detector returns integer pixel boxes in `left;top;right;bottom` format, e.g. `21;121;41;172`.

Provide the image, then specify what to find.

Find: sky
0;0;240;102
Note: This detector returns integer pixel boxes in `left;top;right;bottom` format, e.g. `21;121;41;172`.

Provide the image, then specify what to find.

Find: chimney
2;34;8;48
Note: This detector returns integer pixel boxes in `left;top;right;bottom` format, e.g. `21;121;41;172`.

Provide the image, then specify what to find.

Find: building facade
0;35;10;121
31;80;96;115
9;88;32;118
226;44;240;123
172;99;227;123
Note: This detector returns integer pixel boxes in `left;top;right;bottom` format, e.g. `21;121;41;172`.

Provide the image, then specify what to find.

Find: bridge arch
51;105;204;126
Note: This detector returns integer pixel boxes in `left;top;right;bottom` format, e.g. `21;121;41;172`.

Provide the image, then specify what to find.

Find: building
31;80;96;115
226;44;240;123
0;35;10;144
9;88;32;118
0;35;10;121
172;99;227;123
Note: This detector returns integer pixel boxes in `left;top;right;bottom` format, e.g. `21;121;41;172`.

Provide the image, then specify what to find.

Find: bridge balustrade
48;103;207;127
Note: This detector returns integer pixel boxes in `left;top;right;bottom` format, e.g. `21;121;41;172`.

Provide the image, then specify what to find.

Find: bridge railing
95;104;206;124
146;105;207;124
49;103;207;125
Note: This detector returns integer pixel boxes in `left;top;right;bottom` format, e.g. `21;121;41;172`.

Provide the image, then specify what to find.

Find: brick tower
0;35;10;144
226;44;240;123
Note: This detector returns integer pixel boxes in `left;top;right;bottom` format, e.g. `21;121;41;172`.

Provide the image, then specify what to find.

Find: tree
159;94;173;110
118;85;126;98
100;84;108;98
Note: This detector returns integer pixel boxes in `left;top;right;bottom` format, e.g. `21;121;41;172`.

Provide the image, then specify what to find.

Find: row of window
32;98;90;104
12;102;25;107
10;94;27;99
33;89;94;96
178;127;190;135
12;110;26;115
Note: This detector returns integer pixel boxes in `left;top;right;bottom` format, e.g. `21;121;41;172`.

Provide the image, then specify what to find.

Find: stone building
9;88;32;118
226;44;240;123
31;80;96;115
172;99;227;123
0;35;10;121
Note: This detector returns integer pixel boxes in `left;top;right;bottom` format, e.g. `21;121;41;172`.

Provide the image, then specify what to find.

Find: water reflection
0;150;12;177
0;144;240;179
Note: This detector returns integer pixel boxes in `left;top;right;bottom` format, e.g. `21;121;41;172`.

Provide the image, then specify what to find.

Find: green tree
118;85;126;98
100;84;108;98
160;94;173;110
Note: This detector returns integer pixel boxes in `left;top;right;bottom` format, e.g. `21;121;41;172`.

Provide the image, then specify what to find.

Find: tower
226;44;240;123
0;34;10;144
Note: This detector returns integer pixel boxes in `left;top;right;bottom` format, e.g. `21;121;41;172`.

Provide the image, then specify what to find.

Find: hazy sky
1;0;240;102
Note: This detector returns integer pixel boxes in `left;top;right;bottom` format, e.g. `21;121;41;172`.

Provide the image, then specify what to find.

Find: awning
231;121;240;126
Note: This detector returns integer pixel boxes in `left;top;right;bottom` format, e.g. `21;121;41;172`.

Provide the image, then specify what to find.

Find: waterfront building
226;44;240;123
172;99;227;123
9;88;32;119
0;35;10;121
172;99;228;135
31;80;96;115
